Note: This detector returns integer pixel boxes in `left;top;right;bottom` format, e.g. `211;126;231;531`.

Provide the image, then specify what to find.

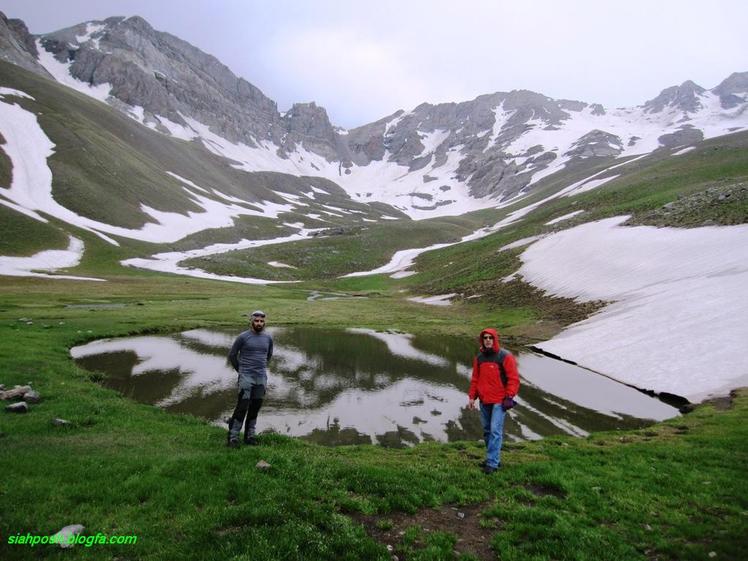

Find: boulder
5;401;28;413
0;385;32;400
52;524;85;548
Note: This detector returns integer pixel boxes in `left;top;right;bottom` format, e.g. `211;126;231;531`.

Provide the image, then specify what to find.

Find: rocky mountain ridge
1;12;747;219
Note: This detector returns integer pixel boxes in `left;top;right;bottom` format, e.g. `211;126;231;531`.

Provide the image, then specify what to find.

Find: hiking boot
227;439;240;449
244;436;258;446
482;464;501;474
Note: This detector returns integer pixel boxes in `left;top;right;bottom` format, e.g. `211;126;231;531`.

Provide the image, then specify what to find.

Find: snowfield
516;216;748;403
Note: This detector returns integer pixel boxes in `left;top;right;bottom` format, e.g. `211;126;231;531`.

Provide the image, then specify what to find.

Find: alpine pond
71;327;680;447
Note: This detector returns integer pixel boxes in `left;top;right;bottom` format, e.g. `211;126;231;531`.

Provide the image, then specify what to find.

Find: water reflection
70;327;679;446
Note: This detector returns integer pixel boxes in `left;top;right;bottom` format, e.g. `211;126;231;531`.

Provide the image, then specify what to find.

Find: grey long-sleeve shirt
228;330;273;388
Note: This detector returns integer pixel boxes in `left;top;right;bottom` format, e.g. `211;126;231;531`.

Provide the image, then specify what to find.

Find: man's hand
501;396;516;411
468;398;477;410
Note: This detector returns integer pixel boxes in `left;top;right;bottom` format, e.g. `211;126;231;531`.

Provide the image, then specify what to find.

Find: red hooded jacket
468;328;520;404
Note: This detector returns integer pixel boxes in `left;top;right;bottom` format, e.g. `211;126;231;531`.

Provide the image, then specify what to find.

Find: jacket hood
479;328;500;353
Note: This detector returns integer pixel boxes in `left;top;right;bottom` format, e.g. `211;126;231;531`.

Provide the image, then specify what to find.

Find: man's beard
252;323;264;332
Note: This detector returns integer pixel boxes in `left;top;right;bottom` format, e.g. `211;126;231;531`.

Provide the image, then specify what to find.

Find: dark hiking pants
228;384;266;442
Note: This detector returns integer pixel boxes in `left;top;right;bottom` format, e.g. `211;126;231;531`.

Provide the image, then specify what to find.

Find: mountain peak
121;15;153;32
36;13;281;146
712;71;748;109
644;80;706;114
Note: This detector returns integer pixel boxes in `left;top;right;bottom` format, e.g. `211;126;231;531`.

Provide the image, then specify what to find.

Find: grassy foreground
0;276;746;561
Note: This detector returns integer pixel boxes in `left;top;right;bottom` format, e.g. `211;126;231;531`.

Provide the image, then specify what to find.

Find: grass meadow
0;275;746;561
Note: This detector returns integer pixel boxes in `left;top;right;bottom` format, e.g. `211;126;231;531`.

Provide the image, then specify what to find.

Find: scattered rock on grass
24;390;41;403
52;524;85;548
52;418;72;427
0;385;32;400
256;460;271;470
5;401;28;413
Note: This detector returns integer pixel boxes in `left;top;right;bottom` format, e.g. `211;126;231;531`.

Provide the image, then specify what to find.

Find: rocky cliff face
713;72;748;109
2;12;747;219
0;12;48;76
36;16;283;146
644;80;706;114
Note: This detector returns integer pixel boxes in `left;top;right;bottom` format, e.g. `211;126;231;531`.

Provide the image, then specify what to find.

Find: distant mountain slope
0;60;405;250
3;12;745;220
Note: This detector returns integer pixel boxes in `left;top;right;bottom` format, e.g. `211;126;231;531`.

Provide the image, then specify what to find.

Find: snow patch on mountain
121;228;324;284
75;22;105;48
0;87;33;100
417;129;450;157
0;236;103;281
35;39;111;102
341;153;654;279
180;114;492;219
672;146;696;156
545;210;584;225
0;94;302;251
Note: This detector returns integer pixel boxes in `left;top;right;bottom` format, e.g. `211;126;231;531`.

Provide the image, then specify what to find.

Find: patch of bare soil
352;502;499;561
680;391;735;414
705;392;735;411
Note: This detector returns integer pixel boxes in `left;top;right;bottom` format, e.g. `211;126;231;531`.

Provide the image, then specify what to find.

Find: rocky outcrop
0;12;49;77
658;125;704;148
281;102;342;161
713;72;748;109
644;80;706;114
0;384;32;399
565;130;623;158
39;16;282;147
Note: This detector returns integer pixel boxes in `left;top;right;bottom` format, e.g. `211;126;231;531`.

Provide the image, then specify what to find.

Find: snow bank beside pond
516;216;748;402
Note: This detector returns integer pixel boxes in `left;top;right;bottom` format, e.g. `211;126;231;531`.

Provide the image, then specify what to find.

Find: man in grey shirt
227;310;273;447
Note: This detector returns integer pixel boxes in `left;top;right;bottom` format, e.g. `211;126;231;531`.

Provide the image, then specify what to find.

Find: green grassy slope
181;215;486;281
0;205;69;256
0;61;404;264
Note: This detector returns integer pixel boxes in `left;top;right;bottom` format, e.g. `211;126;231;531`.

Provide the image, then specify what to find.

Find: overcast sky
2;0;746;128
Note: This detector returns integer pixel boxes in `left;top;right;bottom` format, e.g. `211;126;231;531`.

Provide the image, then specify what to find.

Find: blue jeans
480;403;506;468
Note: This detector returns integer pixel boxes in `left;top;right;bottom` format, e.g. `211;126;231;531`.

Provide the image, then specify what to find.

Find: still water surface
71;327;679;446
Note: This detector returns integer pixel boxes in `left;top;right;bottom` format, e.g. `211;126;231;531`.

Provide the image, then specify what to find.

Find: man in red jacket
468;328;520;474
